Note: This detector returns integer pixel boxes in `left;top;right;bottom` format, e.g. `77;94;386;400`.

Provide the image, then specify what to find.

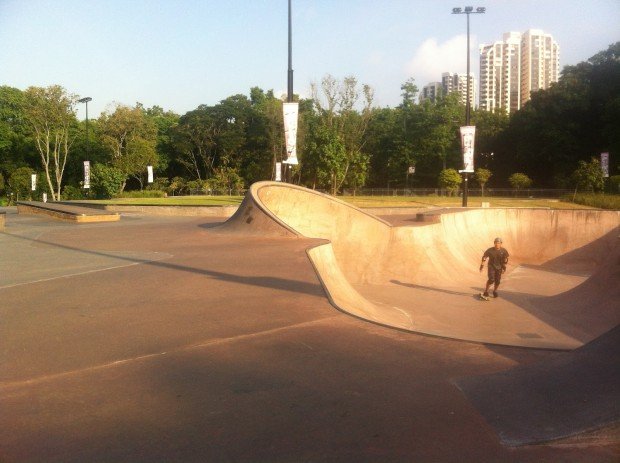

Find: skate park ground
1;193;619;462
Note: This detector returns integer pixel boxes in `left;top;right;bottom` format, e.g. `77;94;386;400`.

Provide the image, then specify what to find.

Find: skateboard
479;292;491;301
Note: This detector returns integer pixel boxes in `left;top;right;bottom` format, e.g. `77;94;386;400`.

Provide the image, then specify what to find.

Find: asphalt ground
1;208;618;462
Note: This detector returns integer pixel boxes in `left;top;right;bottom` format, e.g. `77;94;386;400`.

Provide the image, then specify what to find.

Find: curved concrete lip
221;181;620;349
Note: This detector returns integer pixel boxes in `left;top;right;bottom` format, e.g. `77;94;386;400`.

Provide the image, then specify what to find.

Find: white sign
83;161;90;189
601;152;609;178
282;102;299;165
42;193;47;203
31;174;37;191
275;162;282;182
459;126;476;173
147;165;154;183
408;166;415;174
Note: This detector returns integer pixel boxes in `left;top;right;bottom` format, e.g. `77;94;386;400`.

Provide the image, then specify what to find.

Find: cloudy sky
1;0;618;118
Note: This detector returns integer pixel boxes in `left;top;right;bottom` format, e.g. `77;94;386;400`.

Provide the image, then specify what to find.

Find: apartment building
420;82;443;103
479;29;559;114
442;72;476;108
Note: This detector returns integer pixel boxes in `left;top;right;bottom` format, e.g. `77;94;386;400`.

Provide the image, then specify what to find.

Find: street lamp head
464;6;474;12
78;97;92;103
452;7;462;13
476;7;486;13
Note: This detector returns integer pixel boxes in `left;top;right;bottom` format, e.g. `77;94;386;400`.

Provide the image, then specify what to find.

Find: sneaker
483;292;489;297
493;291;498;298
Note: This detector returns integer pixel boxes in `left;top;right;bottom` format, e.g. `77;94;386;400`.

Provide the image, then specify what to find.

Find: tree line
1;42;618;200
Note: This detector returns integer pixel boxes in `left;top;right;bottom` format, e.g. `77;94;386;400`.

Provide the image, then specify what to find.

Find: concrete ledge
16;201;120;223
59;202;239;217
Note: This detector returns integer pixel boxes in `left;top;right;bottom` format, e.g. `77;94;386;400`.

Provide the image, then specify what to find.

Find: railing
339;188;575;198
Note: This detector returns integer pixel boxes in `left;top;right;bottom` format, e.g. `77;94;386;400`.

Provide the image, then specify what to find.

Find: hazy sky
1;0;618;119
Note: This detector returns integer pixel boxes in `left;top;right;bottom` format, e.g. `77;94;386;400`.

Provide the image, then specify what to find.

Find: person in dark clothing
480;237;509;298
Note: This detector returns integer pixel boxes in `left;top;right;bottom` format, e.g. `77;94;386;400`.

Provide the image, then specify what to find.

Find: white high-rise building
441;72;476;108
479;29;559;114
520;29;560;106
479;32;521;113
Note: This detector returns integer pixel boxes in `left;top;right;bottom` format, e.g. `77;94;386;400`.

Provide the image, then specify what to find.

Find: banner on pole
601;152;609;178
275;162;282;182
459;126;475;173
282;102;299;165
408;166;415;174
147;165;154;183
31;174;37;191
83;161;90;189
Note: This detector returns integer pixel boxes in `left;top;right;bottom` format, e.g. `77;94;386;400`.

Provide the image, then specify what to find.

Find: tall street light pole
452;6;485;207
287;0;293;104
78;97;92;159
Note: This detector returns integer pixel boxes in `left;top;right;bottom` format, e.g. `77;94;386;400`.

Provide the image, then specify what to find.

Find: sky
1;0;618;119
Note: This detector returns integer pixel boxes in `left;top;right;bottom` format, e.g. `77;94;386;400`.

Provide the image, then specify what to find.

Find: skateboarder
479;237;509;298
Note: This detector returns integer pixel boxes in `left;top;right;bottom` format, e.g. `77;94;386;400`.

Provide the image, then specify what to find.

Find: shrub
119;190;166;198
562;193;620;210
8;166;34;200
91;164;126;199
437;169;461;196
606;175;620;194
572;158;604;192
474;168;492;196
508;173;533;190
0;172;4;195
62;185;86;200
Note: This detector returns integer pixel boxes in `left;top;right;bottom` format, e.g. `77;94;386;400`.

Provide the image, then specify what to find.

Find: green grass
561;193;620;210
64;194;607;210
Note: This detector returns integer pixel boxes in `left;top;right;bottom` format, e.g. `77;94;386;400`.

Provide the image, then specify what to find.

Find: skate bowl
220;181;619;350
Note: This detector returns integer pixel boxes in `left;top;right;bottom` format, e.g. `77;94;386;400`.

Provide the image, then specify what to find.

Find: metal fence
340;188;575;198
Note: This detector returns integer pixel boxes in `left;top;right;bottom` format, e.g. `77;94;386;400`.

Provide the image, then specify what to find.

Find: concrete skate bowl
221;181;619;350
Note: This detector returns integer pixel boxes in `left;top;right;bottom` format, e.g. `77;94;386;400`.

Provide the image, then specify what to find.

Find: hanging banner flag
408;166;416;174
31;174;37;191
275;162;282;182
43;193;48;203
282;102;299;165
459;126;476;173
601;152;609;178
83;161;90;189
147;165;154;183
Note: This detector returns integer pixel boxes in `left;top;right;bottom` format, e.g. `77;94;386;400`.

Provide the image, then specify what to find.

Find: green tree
572;158;605;192
23;85;78;200
508;173;533;190
438;168;461;196
98;104;159;191
474;168;492;196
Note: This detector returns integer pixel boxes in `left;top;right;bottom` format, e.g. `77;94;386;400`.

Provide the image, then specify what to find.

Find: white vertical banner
147;165;154;183
282;102;299;165
275;162;282;182
31;174;37;191
459;126;476;173
83;161;90;189
601;152;609;178
42;193;48;203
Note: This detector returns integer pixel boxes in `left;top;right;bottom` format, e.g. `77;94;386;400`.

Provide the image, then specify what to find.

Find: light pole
78;97;92;159
452;6;485;206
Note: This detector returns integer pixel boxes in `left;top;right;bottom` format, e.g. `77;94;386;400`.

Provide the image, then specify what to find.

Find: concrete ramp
220;182;620;349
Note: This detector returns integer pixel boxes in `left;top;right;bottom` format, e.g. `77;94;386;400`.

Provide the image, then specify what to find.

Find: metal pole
287;0;293;103
85;100;90;159
463;11;470;207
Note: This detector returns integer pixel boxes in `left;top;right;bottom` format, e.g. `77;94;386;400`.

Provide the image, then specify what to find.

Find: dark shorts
487;266;503;285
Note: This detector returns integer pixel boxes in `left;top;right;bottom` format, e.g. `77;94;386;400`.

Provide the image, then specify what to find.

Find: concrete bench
16;201;120;223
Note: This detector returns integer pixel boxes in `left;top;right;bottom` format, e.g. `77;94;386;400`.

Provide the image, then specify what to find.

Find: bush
572;158;604;192
437;169;461;196
119;190;166;198
562;193;620;210
606;175;620;194
62;185;86;200
8;166;34;200
146;177;170;192
0;172;4;195
91;164;126;199
508;173;533;190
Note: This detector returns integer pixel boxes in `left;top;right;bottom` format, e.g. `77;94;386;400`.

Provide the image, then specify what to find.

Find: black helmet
494;237;502;243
